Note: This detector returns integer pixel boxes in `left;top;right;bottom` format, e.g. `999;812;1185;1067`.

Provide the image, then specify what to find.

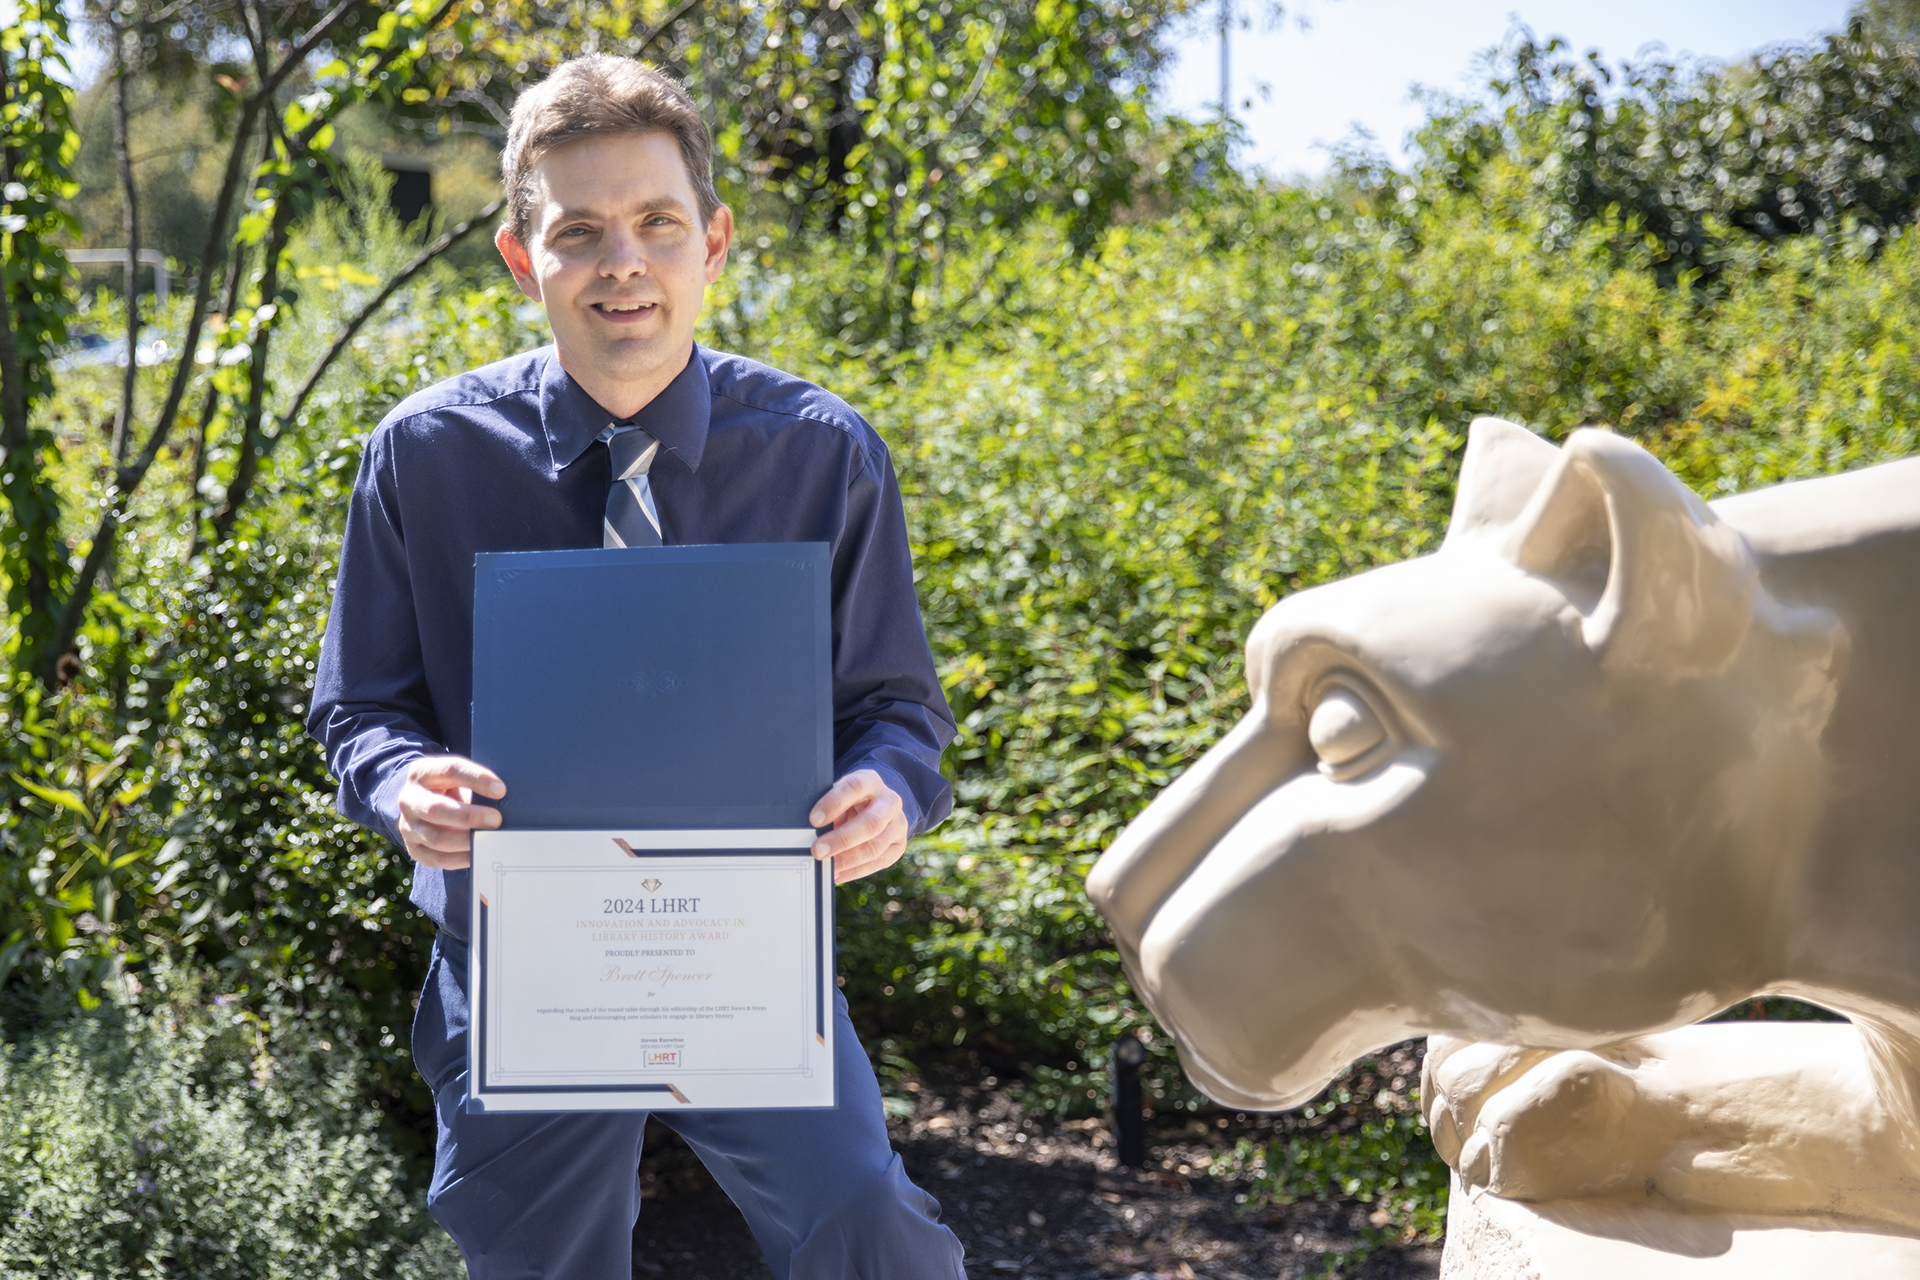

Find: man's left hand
810;769;908;884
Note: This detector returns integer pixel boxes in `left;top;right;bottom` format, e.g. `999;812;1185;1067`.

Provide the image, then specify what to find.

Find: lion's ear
1507;429;1756;675
1442;418;1562;551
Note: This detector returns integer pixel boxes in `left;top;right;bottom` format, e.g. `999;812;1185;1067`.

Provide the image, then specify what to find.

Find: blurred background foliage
4;0;1920;1264
1415;20;1920;283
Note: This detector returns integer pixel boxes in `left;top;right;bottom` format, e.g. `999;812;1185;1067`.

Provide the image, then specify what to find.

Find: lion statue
1087;419;1920;1270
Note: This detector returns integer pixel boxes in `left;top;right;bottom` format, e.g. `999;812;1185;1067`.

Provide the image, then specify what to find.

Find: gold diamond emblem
642;878;662;893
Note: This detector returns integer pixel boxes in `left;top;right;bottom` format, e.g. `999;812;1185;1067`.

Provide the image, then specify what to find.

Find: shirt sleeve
830;429;957;835
306;423;446;846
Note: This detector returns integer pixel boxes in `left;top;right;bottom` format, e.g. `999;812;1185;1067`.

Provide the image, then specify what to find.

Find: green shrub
743;195;1920;1106
1211;1049;1448;1275
1;278;545;1149
1228;1116;1448;1241
0;974;461;1279
12;34;1920;1151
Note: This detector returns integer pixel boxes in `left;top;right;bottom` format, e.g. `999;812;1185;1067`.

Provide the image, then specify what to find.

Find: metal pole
1110;1031;1146;1168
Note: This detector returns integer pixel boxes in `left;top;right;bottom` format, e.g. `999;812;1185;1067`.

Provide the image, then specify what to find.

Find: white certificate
466;828;834;1112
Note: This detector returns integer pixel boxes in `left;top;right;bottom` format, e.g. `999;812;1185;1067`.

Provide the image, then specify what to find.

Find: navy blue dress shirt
308;344;956;938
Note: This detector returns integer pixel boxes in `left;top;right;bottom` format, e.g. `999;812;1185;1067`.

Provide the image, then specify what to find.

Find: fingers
407;755;506;799
397;755;506;871
810;770;908;884
809;769;881;829
829;822;908;884
812;788;900;858
397;810;478;869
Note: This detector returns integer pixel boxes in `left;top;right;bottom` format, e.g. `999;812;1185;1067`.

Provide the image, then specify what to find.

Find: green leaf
15;777;88;816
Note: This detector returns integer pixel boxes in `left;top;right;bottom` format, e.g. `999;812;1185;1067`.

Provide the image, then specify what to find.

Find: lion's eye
1308;688;1388;777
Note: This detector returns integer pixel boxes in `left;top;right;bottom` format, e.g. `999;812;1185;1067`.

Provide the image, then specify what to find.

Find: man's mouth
592;301;658;320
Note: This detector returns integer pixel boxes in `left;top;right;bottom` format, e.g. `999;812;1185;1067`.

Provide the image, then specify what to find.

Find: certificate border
487;861;811;1079
467;830;833;1113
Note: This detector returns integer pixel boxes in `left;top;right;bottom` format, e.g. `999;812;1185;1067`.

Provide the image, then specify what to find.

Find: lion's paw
1423;1036;1648;1202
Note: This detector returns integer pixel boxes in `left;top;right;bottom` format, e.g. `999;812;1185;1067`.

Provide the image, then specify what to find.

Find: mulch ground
630;1059;1442;1280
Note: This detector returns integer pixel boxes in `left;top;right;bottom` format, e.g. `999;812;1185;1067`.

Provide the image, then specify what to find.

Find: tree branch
446;85;513;133
237;0;275;88
184;237;247;560
208;194;296;547
633;0;703;62
131;0;371;480
265;194;506;459
948;11;1006;126
209;189;303;545
186;116;275;558
268;0;367;95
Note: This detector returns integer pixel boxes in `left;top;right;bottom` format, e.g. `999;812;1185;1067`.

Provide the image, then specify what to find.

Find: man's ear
494;225;541;301
1442;417;1561;551
1505;428;1756;675
703;205;734;283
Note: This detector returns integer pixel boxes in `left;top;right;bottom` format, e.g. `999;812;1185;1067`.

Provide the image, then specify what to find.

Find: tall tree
392;0;1203;337
1416;25;1920;281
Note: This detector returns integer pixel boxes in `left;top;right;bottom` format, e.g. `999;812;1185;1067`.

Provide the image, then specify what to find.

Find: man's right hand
396;755;506;869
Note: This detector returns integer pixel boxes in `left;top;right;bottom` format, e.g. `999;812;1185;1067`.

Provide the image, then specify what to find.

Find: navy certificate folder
470;544;833;830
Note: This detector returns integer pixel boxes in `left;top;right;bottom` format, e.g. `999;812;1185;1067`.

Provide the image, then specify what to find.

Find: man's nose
599;227;649;278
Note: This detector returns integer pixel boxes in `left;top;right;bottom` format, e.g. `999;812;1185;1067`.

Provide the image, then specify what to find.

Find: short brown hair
502;55;721;243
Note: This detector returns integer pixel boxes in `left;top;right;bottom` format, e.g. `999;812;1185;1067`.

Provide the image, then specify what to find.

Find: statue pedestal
1440;1176;1920;1279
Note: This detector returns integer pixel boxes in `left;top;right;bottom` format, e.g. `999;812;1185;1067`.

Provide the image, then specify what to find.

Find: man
308;54;966;1280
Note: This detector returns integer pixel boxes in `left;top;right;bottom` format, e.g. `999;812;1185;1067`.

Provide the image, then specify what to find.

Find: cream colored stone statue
1086;420;1920;1275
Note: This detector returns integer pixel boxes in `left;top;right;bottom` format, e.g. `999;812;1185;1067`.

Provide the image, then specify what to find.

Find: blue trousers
413;939;966;1280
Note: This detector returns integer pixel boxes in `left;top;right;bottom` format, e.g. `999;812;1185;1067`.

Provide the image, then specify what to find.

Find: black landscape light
1110;1031;1147;1168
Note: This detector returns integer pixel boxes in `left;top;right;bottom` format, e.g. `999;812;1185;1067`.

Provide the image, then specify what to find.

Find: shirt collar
539;344;711;475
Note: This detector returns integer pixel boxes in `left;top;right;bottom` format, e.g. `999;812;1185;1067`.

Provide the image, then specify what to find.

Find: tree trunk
109;16;143;466
208;197;295;548
0;48;30;456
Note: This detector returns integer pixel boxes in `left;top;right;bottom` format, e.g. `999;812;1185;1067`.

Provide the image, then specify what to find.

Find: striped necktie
600;423;663;548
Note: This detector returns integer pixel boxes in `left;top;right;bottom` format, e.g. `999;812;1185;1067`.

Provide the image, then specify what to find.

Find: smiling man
308;56;965;1280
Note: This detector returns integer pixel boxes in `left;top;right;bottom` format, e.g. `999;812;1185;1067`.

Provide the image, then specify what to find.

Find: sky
1156;0;1859;178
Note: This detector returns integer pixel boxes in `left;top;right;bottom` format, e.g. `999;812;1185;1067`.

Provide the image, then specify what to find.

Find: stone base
1440;1176;1920;1279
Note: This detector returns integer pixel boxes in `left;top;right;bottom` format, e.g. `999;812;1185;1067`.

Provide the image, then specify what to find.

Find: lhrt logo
645;1049;680;1069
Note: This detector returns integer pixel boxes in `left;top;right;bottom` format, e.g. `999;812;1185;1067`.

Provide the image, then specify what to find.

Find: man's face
495;130;733;416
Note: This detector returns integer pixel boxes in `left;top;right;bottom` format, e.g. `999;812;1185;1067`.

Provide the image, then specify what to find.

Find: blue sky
1156;0;1857;177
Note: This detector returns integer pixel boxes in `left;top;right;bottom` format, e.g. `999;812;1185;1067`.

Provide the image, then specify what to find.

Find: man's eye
1307;687;1390;780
